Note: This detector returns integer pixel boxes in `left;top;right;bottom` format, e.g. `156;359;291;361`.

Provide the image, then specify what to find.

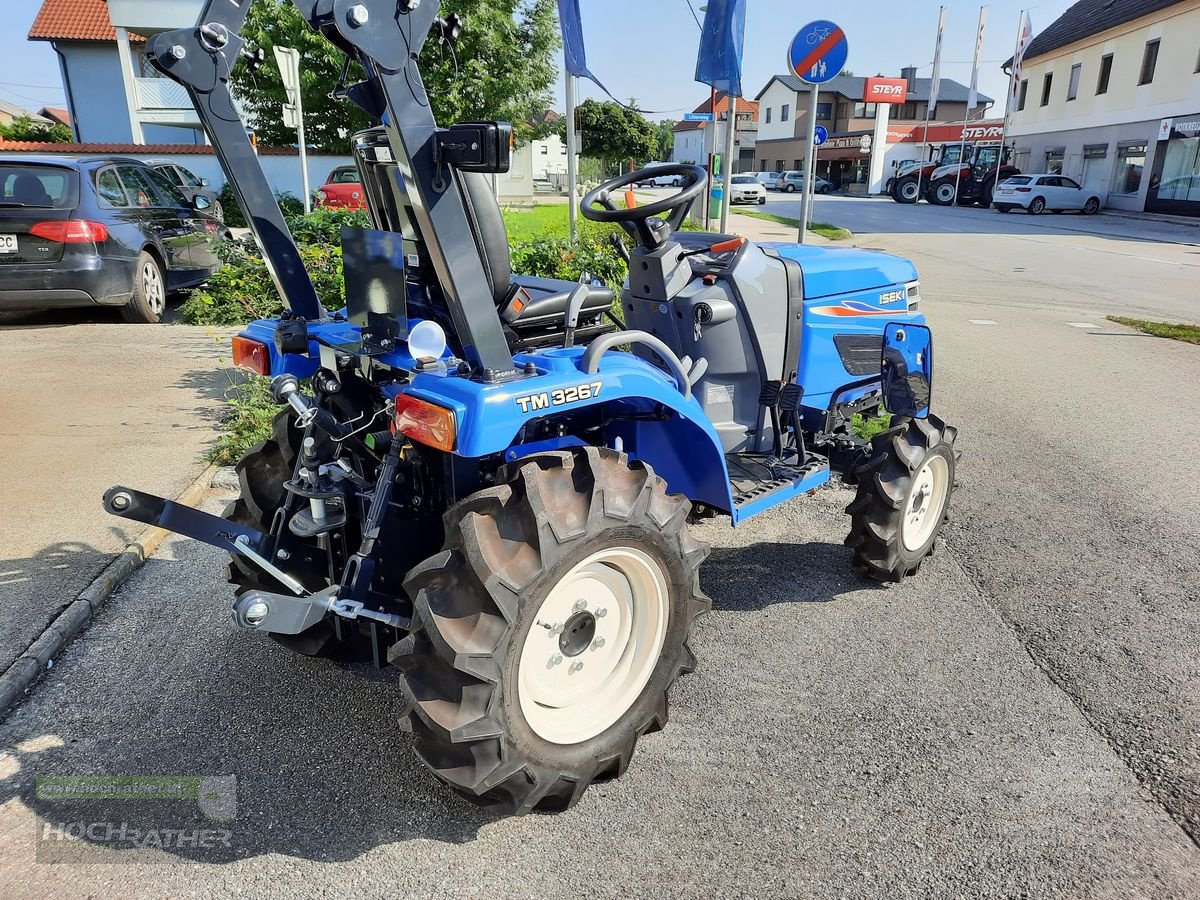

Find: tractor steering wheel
581;164;707;249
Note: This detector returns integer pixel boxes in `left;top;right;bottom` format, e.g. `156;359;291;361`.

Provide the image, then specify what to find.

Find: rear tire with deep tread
844;415;959;582
392;447;710;814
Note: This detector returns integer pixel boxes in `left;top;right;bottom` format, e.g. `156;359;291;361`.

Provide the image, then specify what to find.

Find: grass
851;410;893;441
1107;316;1200;345
502;202;703;242
206;375;278;466
728;208;851;241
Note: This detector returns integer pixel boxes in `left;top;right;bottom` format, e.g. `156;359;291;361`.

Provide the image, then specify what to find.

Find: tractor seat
457;171;615;347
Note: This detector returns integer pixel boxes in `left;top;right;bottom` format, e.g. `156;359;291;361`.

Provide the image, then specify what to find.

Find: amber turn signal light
394;394;456;452
232;336;270;376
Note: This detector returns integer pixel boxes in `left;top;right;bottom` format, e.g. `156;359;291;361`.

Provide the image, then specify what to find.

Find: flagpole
996;10;1027;186
720;93;737;233
565;73;579;242
954;6;987;204
915;6;945;203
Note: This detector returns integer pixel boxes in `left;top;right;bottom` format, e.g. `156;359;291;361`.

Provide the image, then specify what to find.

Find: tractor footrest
725;453;830;511
288;504;347;538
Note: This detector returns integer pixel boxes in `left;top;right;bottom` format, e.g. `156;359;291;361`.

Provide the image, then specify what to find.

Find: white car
992;174;1103;215
728;174;767;205
755;171;782;190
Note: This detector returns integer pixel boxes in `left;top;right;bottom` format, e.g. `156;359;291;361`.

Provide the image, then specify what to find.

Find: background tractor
103;0;959;814
890;143;1019;207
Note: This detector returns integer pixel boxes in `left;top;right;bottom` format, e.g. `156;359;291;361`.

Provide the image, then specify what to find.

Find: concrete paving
1;202;1198;897
0;311;228;675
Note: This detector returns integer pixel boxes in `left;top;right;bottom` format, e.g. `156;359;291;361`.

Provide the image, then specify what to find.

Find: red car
316;165;365;210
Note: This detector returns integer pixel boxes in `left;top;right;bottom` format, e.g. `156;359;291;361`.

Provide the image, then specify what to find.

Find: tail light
394;394;456;451
1016;187;1031;193
30;220;108;243
232;335;270;376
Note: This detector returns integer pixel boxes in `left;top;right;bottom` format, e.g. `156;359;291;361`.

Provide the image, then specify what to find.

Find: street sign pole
274;46;310;214
720;96;736;234
798;82;819;243
789;20;847;243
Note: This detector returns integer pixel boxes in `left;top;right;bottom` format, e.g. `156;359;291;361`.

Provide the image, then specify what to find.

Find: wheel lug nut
547;654;563;669
569;661;583;674
573;599;587;612
595;607;607;618
591;637;606;651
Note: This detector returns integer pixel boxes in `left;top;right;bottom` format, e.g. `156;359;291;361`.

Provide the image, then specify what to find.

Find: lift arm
144;0;324;320
292;0;518;381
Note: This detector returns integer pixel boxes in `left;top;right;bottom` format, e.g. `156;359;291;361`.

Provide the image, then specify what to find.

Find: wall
60;42;134;144
757;80;801;142
672;128;705;164
1011;1;1200;138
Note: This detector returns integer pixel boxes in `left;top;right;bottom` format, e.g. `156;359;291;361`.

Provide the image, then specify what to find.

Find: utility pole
274;46;310;214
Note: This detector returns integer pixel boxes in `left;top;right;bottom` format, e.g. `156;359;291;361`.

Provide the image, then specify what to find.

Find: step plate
726;454;831;525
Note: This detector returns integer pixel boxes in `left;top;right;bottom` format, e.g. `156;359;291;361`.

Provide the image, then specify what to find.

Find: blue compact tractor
104;0;959;813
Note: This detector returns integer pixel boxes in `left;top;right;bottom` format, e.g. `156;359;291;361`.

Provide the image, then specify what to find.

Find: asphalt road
2;201;1199;897
0;306;228;674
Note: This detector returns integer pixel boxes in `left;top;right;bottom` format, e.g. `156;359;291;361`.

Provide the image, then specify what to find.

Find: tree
575;99;657;169
0;114;72;144
230;0;559;152
652;119;677;163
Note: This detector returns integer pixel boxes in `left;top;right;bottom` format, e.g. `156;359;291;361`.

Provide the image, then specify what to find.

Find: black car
149;159;224;222
0;157;228;323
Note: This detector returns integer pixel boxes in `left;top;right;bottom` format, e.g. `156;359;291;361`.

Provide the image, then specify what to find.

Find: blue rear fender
395;347;735;512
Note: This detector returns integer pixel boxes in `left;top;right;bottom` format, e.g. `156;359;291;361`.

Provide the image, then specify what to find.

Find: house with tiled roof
1005;0;1200;217
29;0;206;144
671;93;759;172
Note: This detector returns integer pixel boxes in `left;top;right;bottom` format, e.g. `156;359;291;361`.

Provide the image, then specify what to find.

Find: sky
1;0;1078;121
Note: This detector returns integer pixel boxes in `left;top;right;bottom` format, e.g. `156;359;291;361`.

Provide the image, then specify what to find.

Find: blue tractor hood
764;243;918;299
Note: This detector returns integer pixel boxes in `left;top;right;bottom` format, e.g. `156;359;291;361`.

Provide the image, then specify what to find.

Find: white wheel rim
901;454;950;552
517;547;669;745
937;184;955;202
143;263;164;314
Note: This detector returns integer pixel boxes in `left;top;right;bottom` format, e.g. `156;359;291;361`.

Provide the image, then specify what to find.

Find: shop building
1006;0;1200;215
752;70;991;190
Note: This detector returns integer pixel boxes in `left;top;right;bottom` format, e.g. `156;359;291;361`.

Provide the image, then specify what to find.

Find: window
1037;177;1060;187
1097;54;1113;94
765;107;772;124
816;102;832;119
144;167;188;207
95;168;129;207
1067;63;1081;100
793;160;802;169
115;166;156;208
1113;143;1147;194
540;145;548;154
759;158;767;170
1061;177;1081;190
1040;72;1053;106
1017;80;1028;110
775;161;784;172
0;165;78;208
1044;149;1064;174
781;103;790;121
852;102;878;118
1139;39;1159;85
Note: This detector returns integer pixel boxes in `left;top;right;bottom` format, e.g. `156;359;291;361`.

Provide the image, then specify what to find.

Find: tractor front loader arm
144;0;324;321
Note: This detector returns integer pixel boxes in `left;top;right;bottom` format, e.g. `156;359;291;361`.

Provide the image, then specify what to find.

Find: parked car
728;174;767;205
317;165;366;210
755;171;782;190
633;164;685;188
992;174;1103;215
148;159;223;222
777;171;834;194
0;157;228;323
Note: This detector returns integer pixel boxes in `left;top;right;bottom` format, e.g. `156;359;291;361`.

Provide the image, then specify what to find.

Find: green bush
510;236;626;294
206;374;278;466
285;208;370;245
181;237;345;325
216;183;245;228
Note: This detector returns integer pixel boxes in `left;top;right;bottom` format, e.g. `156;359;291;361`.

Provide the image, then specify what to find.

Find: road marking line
969;319;999;325
1066;322;1100;328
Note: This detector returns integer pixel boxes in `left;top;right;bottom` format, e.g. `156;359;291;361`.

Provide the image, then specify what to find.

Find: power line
682;0;702;30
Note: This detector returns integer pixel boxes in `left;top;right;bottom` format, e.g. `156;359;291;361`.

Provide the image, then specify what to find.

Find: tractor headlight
905;281;921;312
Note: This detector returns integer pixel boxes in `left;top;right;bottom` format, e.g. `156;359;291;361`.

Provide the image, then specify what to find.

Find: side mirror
192;194;212;211
200;177;210;187
880;322;932;418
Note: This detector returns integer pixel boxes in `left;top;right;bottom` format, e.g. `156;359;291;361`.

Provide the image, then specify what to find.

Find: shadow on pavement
703;540;886;610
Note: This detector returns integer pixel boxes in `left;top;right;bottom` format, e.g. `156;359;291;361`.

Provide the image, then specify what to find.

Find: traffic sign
813;125;828;146
788;21;848;85
683;112;716;122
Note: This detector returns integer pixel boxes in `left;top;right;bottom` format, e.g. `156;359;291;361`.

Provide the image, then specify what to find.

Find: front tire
784;183;797;193
929;180;958;206
845;416;959;582
393;447;710;814
893;178;920;204
758;196;767;205
1083;197;1100;215
121;250;167;324
1028;197;1046;215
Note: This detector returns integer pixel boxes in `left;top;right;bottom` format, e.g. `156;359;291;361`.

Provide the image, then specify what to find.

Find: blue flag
557;0;599;83
695;0;746;97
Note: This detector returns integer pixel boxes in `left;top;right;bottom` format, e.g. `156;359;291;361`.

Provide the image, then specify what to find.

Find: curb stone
0;464;220;718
